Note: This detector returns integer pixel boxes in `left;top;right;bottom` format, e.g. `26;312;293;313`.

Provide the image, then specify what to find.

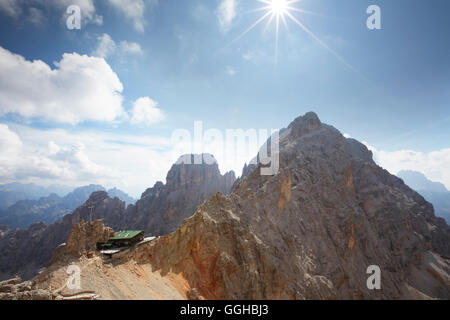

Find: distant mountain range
397;170;450;223
0;184;136;229
106;187;136;205
0;183;73;210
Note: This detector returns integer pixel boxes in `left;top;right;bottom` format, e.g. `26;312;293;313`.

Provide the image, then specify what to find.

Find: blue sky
0;0;449;197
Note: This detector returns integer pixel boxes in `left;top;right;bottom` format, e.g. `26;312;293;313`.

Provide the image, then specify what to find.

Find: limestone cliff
123;153;236;236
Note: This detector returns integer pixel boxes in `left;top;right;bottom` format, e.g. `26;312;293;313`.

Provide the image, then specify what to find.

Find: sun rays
233;0;357;72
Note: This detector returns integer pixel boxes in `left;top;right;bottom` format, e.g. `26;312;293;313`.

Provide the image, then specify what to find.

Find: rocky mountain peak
166;154;221;190
124;153;236;236
175;153;217;165
141;181;164;199
142;112;450;299
287;111;322;138
86;190;109;204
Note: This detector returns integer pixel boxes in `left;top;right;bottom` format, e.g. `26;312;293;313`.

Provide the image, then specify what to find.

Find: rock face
0;276;56;300
124;154;236;236
1;220;114;300
49;219;114;264
141;112;450;299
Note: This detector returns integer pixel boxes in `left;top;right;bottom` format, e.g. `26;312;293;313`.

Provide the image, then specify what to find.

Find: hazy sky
0;0;449;197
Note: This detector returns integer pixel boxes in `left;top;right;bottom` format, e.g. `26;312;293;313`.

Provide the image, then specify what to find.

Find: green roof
110;230;144;240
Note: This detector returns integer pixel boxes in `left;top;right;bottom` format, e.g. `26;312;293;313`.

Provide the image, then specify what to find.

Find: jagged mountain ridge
3;112;450;299
0;156;235;281
0;183;73;210
141;112;449;299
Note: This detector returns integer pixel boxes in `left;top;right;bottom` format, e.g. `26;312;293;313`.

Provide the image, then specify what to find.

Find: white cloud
107;0;147;32
47;141;119;180
92;34;143;59
3;124;174;197
0;124;119;184
217;0;236;32
363;142;450;190
0;46;126;124
92;33;117;58
0;124;22;179
343;133;351;139
131;97;165;126
120;41;143;55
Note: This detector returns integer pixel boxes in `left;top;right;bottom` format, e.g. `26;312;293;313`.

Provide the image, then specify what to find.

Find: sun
232;0;311;63
233;0;355;71
269;0;289;15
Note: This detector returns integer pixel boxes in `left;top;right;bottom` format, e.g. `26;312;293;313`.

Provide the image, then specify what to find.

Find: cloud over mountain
130;97;165;126
0;124;120;184
363;142;450;191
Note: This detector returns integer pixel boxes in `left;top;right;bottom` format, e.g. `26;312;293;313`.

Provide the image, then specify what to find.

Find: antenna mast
88;200;94;222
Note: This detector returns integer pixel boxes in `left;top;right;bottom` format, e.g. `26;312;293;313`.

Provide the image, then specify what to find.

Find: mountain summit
123;153;236;236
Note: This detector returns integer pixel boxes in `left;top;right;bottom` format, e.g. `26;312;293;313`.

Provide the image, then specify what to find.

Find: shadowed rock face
123;154;236;236
0;191;125;281
142;112;450;300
